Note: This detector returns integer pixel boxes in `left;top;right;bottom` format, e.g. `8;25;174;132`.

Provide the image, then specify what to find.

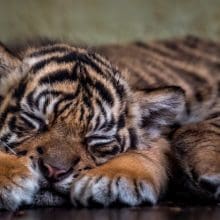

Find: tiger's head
0;42;185;194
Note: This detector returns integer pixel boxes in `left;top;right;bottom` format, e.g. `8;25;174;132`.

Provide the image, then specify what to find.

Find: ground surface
1;206;220;220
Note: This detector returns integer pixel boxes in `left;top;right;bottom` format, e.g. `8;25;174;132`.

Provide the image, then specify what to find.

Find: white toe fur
71;175;158;207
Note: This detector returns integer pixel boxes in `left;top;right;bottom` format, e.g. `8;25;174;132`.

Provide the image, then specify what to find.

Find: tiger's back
96;35;220;123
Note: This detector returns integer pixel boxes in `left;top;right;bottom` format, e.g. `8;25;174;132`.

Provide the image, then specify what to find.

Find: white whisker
0;140;17;155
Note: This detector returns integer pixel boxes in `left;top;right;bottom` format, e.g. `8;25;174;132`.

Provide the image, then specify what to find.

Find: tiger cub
0;36;219;210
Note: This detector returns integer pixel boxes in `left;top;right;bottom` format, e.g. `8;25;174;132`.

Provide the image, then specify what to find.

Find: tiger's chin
33;190;70;207
32;172;74;207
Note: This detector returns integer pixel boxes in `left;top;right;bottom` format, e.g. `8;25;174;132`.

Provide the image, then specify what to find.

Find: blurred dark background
1;0;220;45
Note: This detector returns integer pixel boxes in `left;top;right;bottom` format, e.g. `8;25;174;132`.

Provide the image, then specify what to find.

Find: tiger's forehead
20;43;128;121
22;43;127;92
0;43;131;148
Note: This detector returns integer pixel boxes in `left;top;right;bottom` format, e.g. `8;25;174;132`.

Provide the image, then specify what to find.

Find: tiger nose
39;160;73;182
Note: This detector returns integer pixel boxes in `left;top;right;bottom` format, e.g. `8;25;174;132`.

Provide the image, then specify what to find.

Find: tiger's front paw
70;153;161;207
0;153;39;210
71;174;157;207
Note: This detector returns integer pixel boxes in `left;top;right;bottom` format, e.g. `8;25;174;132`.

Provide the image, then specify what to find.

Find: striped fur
96;35;220;122
0;35;219;210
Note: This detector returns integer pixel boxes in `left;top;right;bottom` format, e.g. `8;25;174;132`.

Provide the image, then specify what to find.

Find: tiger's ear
134;86;186;137
0;42;21;76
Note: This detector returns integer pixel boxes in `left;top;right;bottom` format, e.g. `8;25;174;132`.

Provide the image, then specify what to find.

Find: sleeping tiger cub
0;36;219;210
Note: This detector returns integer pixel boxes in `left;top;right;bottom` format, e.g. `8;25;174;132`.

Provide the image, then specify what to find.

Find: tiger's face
0;42;185;195
0;43;143;193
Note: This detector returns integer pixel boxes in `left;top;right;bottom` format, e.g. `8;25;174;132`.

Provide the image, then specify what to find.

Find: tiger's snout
38;158;79;182
37;145;81;182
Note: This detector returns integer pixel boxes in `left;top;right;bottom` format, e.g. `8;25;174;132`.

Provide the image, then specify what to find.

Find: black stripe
195;91;204;102
111;73;126;100
182;35;200;49
8;116;17;132
96;98;107;119
93;116;101;131
33;52;117;106
12;79;27;101
128;128;138;149
210;122;220;128
115;134;121;145
115;134;121;144
26;91;35;109
138;41;212;87
88;52;112;69
31;52;104;76
55;102;73;118
42;97;50;114
89;52;124;87
88;51;122;86
183;35;220;57
80;64;114;106
71;62;80;80
39;69;77;85
29;46;69;57
206;112;220;120
19;115;36;129
36;90;62;101
102;117;115;131
0;133;12;143
79;105;85;121
20;111;45;128
176;128;220;141
83;95;92;109
164;62;208;88
0;42;16;57
133;180;141;201
52;89;80;119
0;106;19;130
94;81;114;106
31;50;123;106
0;95;3;105
117;114;126;129
162;39;220;72
6;141;22;149
35;90;68;108
120;135;126;152
8;116;28;135
218;82;220;96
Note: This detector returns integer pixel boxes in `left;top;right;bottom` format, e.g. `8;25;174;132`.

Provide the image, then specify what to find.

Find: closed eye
89;144;120;157
86;135;114;147
16;150;28;156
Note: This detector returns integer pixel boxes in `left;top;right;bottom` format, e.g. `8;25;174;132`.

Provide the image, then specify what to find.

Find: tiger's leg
0;151;39;210
70;138;170;207
172;117;220;201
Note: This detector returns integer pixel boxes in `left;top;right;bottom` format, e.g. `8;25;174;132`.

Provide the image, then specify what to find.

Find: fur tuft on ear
0;42;21;76
134;86;186;137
